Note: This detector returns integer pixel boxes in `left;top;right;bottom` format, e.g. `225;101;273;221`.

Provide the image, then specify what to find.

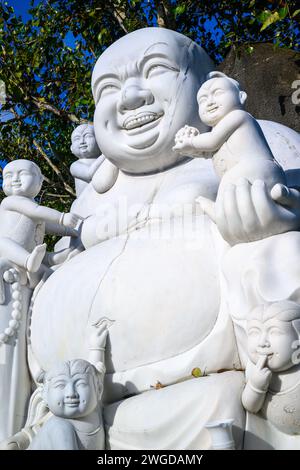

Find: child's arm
173;110;247;155
88;322;109;373
242;356;272;413
45;221;80;238
70;155;105;182
2;196;80;229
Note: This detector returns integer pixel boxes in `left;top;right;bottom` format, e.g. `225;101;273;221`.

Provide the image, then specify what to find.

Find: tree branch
33;139;76;197
31;96;85;124
154;0;175;29
112;8;128;33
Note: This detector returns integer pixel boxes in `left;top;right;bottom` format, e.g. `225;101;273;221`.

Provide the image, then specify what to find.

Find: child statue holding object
70;124;118;197
0;159;80;273
70;124;105;197
242;301;300;435
173;72;287;225
29;324;108;450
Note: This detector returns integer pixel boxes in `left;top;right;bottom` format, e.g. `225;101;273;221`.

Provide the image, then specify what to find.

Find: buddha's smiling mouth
123;112;163;132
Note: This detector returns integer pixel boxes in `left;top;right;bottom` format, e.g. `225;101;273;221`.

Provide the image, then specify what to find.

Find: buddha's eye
145;63;179;79
248;327;260;337
96;83;120;103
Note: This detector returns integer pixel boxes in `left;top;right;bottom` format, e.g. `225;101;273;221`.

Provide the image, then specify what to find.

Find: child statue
29;323;108;450
242;301;300;435
0;159;80;273
173;71;287;226
70;124;118;197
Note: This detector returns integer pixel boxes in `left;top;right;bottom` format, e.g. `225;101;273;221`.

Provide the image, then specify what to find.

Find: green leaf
292;9;300;18
226;32;236;38
256;10;271;24
260;11;280;31
174;4;186;16
278;6;288;20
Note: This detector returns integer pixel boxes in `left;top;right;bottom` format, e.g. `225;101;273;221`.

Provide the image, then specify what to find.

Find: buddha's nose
118;84;154;112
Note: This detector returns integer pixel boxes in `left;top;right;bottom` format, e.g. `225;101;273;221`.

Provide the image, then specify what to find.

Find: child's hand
173;125;199;154
250;355;272;391
62;212;81;229
90;322;108;350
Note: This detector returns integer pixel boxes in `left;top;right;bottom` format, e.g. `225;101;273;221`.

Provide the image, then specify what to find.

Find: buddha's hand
173;125;199;154
198;179;300;245
249;355;272;392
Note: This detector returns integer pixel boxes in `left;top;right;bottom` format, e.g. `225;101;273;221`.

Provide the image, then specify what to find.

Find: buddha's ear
239;91;247;105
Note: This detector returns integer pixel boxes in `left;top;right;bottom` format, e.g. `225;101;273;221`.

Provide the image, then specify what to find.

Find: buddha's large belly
30;217;220;376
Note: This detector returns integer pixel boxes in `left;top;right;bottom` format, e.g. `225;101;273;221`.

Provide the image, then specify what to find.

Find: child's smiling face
197;78;243;127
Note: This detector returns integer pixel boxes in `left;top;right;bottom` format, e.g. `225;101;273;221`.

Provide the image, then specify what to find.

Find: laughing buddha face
92;28;214;174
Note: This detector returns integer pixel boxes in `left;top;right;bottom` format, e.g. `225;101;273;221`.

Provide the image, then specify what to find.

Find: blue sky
6;1;78;48
8;0;36;20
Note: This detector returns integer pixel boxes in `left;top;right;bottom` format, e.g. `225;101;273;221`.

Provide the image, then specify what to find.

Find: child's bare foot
26;244;47;273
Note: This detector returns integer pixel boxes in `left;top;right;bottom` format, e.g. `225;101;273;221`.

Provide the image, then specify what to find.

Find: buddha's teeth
125;114;157;130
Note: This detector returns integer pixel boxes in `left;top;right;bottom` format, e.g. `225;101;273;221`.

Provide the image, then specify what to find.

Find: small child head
247;301;300;372
196;71;247;126
42;359;103;419
2;159;43;198
71;124;100;159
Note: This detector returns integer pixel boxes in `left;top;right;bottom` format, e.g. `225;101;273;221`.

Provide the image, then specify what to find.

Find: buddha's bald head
92;28;214;174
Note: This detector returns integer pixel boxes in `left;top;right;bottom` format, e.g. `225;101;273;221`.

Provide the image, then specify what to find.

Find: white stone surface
1;27;300;450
